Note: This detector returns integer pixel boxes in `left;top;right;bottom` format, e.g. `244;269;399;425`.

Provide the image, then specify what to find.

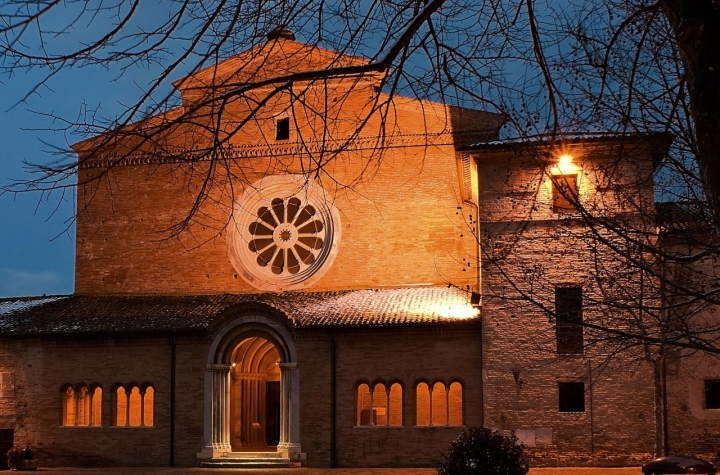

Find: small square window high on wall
555;287;583;354
558;382;585;412
552;174;578;213
705;380;720;409
276;117;290;141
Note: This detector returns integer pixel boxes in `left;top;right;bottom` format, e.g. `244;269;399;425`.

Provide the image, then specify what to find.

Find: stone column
278;362;301;461
205;364;232;457
140;388;146;427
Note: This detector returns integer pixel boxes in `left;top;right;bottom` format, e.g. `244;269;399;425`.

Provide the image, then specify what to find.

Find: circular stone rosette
227;175;341;291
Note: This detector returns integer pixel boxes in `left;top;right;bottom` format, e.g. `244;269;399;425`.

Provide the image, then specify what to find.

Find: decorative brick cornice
78;130;497;169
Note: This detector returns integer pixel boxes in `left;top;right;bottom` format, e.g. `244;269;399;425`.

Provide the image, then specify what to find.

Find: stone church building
1;29;719;468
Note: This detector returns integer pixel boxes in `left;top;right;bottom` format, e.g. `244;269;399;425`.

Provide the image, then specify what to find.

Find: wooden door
0;429;13;470
265;381;280;446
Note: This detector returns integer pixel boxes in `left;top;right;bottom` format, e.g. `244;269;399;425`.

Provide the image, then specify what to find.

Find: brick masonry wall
2;326;482;469
73;79;499;295
665;351;720;460
476;143;660;465
0;337;209;467
296;327;483;468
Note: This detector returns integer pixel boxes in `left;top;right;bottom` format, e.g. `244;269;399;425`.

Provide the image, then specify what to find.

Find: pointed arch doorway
230;337;281;450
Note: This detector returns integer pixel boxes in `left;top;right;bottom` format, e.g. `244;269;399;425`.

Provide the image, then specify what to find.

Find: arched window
374;383;389;426
144;386;154;426
115;384;154;427
61;385;102;427
78;387;90;426
448;382;463;425
357;383;371;425
416;382;430;426
62;387;76;426
116;386;127;426
432;382;448;426
357;382;402;426
129;387;142;426
416;381;463;427
389;383;403;426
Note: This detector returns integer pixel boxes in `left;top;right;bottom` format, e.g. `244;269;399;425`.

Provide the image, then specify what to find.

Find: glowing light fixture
553;153;578;175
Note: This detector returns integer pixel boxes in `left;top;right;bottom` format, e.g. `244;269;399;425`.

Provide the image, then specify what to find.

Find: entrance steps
200;451;301;469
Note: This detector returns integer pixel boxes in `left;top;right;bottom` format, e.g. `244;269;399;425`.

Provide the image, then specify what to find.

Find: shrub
7;446;35;469
438;427;529;475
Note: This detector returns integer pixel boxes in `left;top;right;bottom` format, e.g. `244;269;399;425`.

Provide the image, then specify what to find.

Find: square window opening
276;117;290;141
558;382;585;412
705;380;720;409
553;174;578;213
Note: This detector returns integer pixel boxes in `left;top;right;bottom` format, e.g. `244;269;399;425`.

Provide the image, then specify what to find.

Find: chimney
267;26;296;41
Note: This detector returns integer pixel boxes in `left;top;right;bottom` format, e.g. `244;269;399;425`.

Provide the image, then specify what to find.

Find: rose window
227;175;341;291
248;197;324;275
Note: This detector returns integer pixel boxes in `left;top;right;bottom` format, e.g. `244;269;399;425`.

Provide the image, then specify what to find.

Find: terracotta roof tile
0;287;478;337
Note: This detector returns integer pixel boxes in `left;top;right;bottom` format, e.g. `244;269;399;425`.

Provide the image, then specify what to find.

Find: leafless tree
2;2;719;441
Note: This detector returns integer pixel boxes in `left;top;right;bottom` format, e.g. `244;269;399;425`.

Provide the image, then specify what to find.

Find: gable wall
74;82;499;295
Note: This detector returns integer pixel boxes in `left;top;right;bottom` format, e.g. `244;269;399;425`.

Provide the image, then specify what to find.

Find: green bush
438;427;529;475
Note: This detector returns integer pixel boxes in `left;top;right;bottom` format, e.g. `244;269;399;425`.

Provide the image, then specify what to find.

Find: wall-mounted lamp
554;154;578;175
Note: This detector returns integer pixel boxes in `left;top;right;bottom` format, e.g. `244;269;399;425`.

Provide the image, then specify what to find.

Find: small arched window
357;383;371;425
416;382;430;426
449;382;463;425
389;383;403;426
432;382;448;426
116;387;127;426
357;382;402;426
115;384;154;427
62;387;75;426
416;381;463;427
61;385;102;426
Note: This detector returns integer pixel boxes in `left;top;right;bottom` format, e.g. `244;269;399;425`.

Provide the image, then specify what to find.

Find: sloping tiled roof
0;287;479;337
174;37;371;91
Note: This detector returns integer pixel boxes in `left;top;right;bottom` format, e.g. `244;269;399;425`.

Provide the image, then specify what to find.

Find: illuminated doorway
230;337;281;451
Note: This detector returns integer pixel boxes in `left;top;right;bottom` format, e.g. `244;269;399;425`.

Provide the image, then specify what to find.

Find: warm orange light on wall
552;153;579;175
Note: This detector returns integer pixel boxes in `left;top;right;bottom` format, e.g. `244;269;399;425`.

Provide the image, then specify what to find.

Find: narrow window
276;117;290;140
558;382;585;412
556;287;583;354
372;383;388;426
62;387;76;426
448;382;463;425
705;380;720;409
357;383;371;425
416;382;430;426
116;387;128;426
432;382;448;426
552;174;578;213
144;386;154;426
389;383;403;426
77;387;90;426
129;387;142;427
92;387;103;426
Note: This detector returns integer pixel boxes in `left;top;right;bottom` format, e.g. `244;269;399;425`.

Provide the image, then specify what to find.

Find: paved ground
31;467;643;474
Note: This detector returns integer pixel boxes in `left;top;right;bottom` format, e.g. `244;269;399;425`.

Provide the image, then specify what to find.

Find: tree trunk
660;0;720;231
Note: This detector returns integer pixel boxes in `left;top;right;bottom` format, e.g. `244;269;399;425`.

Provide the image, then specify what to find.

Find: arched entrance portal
230;337;281;450
199;312;302;462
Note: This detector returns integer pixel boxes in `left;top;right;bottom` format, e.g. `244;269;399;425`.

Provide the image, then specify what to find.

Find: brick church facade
1;29;719;468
